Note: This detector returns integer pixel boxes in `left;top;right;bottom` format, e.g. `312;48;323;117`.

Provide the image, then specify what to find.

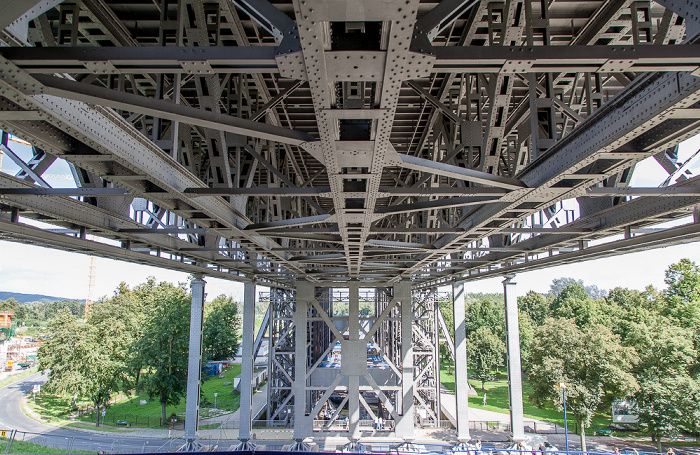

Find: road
0;372;197;452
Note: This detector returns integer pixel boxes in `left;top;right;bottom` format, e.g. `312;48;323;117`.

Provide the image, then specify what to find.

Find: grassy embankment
440;361;612;435
0;436;93;454
0;367;39;389
27;364;242;429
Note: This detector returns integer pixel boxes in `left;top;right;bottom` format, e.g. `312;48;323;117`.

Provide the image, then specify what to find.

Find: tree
38;308;86;407
518;310;535;368
662;259;700;330
528;318;639;451
203;295;241;362
664;258;700;303
39;292;137;426
549;277;607;300
625;320;700;451
467;326;505;391
550;282;602;328
465;298;505;341
518;291;549;326
132;280;191;424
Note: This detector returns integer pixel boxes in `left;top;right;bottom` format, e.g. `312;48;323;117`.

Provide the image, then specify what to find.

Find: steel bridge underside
0;0;699;288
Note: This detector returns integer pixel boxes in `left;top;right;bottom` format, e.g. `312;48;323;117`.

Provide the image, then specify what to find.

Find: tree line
441;260;700;451
37;278;241;426
0;297;85;324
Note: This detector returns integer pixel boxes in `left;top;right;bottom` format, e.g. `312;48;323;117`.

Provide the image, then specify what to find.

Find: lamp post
214;392;218;410
559;383;569;455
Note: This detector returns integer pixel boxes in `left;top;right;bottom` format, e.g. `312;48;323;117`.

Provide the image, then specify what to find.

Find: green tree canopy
550;283;603;328
203;295;241;362
518;291;549;326
465;298;505;341
131;279;191;424
467;326;506;391
38;292;137;426
528;317;639;451
625;319;700;450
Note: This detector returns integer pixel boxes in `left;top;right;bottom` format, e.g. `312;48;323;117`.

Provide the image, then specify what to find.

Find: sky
1;135;700;302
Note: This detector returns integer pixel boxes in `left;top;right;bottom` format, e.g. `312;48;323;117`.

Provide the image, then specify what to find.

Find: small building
0;312;15;341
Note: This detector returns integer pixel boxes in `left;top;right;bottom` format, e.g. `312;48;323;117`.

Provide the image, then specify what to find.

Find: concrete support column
237;281;256;444
293;281;312;441
452;281;471;442
503;275;525;442
184;275;205;451
395;281;414;439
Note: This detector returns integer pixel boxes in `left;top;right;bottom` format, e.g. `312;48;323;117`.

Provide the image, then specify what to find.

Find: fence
76;407;185;429
0;429;679;455
214;419;571;434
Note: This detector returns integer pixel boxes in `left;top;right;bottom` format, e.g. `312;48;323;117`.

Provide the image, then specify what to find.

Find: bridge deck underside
0;0;699;286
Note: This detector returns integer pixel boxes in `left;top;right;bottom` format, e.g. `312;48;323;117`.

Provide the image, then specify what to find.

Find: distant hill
0;291;76;303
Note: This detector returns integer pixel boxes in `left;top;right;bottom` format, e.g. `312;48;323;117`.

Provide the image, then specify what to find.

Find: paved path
0;372;247;451
200;384;268;426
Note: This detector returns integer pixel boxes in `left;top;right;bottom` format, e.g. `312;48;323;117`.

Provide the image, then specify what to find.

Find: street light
214;392;218;410
559;383;569;455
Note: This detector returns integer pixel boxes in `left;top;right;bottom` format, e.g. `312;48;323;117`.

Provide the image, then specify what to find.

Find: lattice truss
266;286;297;426
411;288;441;428
263;283;449;433
0;0;700;287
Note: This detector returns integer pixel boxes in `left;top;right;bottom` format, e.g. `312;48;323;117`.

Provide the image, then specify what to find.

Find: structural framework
1;0;700;449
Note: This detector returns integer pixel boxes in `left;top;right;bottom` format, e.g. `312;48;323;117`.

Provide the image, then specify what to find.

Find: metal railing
0;429;684;455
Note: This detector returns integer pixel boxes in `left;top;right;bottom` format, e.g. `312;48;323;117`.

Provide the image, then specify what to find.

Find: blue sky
1;135;700;301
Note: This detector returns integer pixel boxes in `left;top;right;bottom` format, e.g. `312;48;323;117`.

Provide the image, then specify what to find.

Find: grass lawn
29;364;242;429
0;367;39;389
440;362;613;436
1;436;93;454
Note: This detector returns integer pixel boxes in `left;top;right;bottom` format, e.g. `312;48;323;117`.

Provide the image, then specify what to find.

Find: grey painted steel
0;187;129;196
395;281;414;439
398;154;526;189
229;0;295;43
347;282;361;440
452;282;470;442
32;74;315;146
237;281;256;442
503;276;525;443
0;46;280;73
0;144;50;188
293;281;312;440
252;305;271;361
0;0;57;31
184;276;206;451
3;3;700;443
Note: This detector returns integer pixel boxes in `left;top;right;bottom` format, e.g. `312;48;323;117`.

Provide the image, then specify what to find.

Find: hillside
0;291;75;304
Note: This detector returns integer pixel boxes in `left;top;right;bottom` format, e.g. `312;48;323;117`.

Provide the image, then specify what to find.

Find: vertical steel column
347;282;361;440
184;275;205;451
503;275;525;442
236;281;256;447
395;281;414;439
294;281;312;440
452;281;470;443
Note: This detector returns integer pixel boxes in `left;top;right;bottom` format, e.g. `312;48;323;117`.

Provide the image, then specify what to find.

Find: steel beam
32;74;316;146
237;281;256;444
398;154;526;190
184;275;205;452
503;276;524;442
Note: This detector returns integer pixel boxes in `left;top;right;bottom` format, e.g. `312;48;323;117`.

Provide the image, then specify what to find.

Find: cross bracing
0;0;699;287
